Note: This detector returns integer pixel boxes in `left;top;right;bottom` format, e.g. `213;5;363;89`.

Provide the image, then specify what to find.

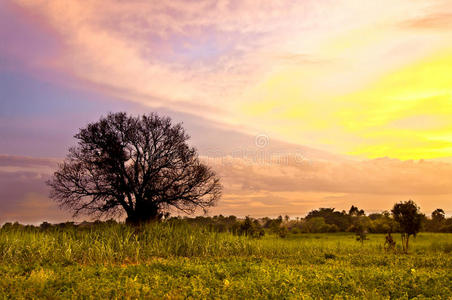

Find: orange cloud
401;13;452;30
1;152;452;222
207;155;452;216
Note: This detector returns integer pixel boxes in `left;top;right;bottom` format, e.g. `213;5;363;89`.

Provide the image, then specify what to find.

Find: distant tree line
3;201;450;237
172;203;451;238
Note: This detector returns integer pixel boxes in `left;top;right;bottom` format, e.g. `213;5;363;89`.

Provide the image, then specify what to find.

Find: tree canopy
47;112;222;224
391;200;423;253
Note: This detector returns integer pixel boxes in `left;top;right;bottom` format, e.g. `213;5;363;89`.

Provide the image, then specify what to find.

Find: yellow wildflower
224;279;230;288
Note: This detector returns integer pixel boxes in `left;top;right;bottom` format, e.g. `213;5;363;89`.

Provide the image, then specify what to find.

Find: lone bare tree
391;200;423;253
47;112;222;224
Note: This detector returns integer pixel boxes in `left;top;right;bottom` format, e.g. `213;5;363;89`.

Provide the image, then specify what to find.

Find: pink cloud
401;13;452;30
0;154;58;169
1;152;452;222
6;0;449;147
0;156;68;223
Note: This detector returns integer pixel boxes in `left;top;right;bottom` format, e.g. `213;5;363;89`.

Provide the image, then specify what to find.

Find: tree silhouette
431;208;445;222
47;112;222;224
391;200;423;253
350;216;369;245
348;205;365;216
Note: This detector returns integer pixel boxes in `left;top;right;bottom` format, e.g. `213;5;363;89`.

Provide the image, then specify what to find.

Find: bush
440;224;452;233
236;217;265;238
278;226;289;238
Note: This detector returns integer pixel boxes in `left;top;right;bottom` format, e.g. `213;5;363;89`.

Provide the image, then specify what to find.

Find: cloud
0;154;57;169
401;13;452;30
4;0;452;161
208;154;452;216
0;159;70;224
12;0;307;119
2;153;452;222
3;0;452;220
210;156;452;195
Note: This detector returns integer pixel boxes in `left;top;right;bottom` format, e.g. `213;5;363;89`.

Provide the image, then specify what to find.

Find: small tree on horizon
348;205;365;216
391;200;423;253
350;216;369;245
431;208;445;223
47;112;222;224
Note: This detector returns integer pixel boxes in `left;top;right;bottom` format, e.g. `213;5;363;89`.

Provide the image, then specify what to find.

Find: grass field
0;223;451;299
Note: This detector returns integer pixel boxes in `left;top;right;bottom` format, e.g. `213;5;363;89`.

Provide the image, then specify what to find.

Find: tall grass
1;222;451;266
0;222;250;265
0;223;451;298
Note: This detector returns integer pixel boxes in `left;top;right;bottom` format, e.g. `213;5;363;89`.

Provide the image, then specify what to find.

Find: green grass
0;223;451;299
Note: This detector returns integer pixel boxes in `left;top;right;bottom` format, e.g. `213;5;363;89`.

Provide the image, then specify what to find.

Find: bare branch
47;112;222;224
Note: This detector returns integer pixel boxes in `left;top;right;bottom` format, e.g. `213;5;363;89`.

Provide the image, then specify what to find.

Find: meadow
0;222;451;299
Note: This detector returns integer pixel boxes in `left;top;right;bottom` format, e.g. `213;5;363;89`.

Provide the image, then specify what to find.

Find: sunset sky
1;0;452;223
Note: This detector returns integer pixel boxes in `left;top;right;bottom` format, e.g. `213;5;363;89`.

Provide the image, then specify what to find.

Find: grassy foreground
0;223;451;299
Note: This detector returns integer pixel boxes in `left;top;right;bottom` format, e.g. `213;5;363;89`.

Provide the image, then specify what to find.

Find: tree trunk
405;235;410;254
125;201;161;225
401;234;406;253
